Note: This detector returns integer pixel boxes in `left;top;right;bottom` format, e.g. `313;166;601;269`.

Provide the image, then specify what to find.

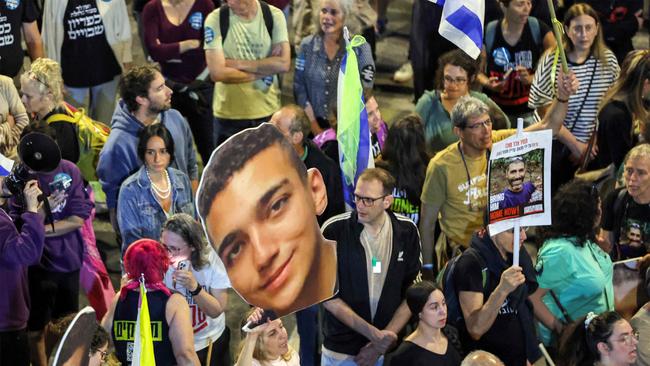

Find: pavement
90;0;649;360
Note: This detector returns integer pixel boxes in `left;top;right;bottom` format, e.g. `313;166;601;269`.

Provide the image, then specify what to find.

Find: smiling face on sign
198;124;337;316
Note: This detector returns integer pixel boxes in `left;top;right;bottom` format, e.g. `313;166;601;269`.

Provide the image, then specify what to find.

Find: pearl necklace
147;168;171;199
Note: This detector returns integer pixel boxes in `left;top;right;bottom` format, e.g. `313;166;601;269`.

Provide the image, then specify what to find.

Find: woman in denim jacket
117;124;195;255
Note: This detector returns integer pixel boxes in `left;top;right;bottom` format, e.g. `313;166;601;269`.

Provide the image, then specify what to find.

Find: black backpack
219;1;274;44
438;248;490;327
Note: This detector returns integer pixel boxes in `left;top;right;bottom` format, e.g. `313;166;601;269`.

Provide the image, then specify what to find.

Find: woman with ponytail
558;311;638;366
384;281;462;365
102;239;200;365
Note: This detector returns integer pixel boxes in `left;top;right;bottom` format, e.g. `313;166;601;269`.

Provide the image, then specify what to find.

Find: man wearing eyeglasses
320;168;422;366
419;68;579;275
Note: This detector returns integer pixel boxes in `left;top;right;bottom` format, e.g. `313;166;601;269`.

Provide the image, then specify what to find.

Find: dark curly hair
119;64;161;112
435;49;480;90
538;179;600;247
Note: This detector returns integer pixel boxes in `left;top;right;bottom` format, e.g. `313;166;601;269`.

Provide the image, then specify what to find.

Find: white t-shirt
164;249;231;350
252;352;300;366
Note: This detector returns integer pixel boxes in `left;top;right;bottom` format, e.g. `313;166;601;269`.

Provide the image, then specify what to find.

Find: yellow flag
132;281;156;365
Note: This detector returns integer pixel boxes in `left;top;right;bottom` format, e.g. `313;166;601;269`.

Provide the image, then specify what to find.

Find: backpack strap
465;248;489;297
220;1;274;45
608;188;629;259
259;1;274;39
219;4;230;45
528;16;541;47
485;19;498;55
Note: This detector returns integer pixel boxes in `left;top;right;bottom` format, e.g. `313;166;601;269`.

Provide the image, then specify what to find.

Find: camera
2;133;61;203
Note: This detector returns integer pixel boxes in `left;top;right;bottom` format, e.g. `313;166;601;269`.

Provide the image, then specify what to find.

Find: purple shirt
499;181;536;210
10;160;93;273
0;210;45;330
142;0;215;84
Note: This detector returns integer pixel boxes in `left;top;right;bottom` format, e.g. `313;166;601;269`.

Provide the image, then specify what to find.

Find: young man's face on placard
204;141;331;315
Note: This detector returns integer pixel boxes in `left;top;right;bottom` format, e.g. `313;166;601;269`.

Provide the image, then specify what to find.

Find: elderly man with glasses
418;68;579;276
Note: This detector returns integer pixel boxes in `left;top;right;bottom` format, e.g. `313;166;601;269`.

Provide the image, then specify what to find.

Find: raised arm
524;69;578;136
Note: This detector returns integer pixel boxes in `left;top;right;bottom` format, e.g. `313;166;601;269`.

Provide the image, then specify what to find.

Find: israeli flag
436;0;484;59
0;153;13;177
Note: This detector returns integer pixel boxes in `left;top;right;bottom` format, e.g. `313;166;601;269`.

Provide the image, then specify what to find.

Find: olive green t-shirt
421;130;514;247
204;2;288;119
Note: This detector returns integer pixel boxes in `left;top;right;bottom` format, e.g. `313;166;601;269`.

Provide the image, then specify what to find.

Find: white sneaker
393;62;413;83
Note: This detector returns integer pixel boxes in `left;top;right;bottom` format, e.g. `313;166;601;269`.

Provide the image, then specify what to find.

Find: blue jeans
321;350;384;366
65;76;119;125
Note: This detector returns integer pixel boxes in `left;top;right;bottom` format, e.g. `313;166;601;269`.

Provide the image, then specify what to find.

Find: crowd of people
0;0;649;365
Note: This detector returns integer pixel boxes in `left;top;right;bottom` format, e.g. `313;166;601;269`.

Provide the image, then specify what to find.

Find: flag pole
547;0;569;72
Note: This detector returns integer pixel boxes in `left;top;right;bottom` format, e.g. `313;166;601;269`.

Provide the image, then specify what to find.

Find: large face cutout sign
196;123;338;317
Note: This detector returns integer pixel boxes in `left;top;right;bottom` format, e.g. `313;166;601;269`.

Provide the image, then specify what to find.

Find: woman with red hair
102;239;199;365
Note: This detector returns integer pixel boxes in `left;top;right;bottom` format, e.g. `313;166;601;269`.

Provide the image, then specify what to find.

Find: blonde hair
20;58;64;104
561;3;610;66
625;144;650;165
253;331;295;362
237;309;296;363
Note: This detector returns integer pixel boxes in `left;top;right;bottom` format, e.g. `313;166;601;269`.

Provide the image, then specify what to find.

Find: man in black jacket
321;168;422;366
270;104;345;224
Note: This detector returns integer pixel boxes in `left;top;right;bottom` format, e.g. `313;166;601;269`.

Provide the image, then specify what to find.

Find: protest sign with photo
488;129;552;235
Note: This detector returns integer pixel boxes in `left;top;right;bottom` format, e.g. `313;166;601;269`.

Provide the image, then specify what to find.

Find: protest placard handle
539;343;557;366
513;220;521;267
516;117;524;137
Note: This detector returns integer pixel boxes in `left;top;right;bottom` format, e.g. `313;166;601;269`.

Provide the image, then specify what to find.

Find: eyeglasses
614;331;639;346
464;118;492;131
163;244;184;254
90;349;109;362
353;194;387;207
443;75;468;85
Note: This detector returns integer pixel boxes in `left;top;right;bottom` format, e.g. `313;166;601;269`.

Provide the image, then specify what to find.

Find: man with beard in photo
498;156;537;210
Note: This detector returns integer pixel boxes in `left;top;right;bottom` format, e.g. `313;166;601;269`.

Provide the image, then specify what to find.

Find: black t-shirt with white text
485;19;551;115
61;0;121;87
0;0;39;77
602;188;650;260
454;252;527;366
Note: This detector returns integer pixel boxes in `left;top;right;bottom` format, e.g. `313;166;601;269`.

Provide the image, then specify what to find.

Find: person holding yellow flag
102;239;199;365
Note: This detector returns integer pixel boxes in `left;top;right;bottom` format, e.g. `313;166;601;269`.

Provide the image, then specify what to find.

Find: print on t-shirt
617;218;650;259
66;4;104;40
184;290;209;333
459;174;487;213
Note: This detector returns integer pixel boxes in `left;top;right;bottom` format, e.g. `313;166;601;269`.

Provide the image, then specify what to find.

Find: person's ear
453;126;463;138
135;95;149;109
596;341;610;355
307;168;328;215
383;195;393;210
